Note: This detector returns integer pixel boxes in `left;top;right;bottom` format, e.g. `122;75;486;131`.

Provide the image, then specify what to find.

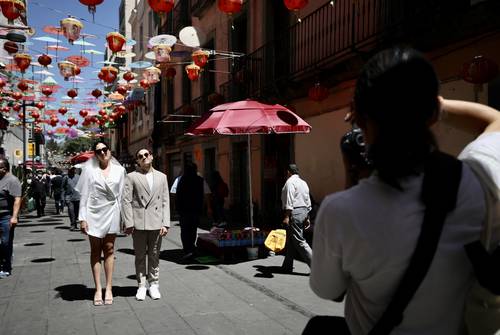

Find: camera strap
369;151;462;335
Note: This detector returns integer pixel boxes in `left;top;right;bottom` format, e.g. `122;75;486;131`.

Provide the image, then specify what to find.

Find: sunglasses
95;147;109;155
137;152;150;160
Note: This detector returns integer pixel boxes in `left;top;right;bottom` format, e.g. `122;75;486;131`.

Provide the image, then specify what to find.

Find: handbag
463;160;500;335
264;229;287;253
27;197;35;212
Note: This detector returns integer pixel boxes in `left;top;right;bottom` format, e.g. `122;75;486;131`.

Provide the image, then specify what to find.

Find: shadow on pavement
37;217;64;223
31;257;55;263
253;265;310;278
185;265;210;270
17;221;64;228
67;238;85;242
54;226;70;230
54;285;137;301
24;242;44;246
30;230;46;233
117;248;135;256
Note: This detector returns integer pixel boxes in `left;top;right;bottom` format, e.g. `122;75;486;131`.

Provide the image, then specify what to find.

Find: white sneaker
148;284;161;300
0;271;11;278
135;287;147;301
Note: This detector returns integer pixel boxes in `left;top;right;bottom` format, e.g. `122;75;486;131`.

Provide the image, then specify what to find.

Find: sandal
93;291;103;306
104;290;113;305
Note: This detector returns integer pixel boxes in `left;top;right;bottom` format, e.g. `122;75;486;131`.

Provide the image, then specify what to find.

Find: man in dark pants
30;173;46;217
281;164;313;273
51;170;64;214
63;167;80;231
0;158;22;278
176;162;204;260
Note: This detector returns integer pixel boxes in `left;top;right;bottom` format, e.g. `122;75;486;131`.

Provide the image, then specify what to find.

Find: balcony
219;0;500;102
191;0;215;18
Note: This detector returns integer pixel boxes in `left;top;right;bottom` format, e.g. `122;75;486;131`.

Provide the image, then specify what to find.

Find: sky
24;0;121;125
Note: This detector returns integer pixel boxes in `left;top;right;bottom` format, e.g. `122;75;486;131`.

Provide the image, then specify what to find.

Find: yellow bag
264;229;287;253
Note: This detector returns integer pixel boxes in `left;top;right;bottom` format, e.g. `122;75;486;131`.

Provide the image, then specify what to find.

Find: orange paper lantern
185;63;201;81
13;53;31;73
106;32;126;54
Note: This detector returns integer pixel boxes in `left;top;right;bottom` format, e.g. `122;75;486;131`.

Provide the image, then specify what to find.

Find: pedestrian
280;163;312;273
0;158;21;278
76;141;126;306
176;162;204;260
209;171;228;227
30;172;46;217
62;166;80;231
122;148;170;301
43;170;51;198
309;47;500;334
51;169;64;214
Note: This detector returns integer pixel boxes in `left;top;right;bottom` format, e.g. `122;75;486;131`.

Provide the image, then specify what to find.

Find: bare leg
102;234;116;302
89;236;103;303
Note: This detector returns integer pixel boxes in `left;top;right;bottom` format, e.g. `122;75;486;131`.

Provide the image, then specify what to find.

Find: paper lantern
78;0;104;17
12;104;21;112
462;55;499;85
11;91;22;100
91;88;102;99
60;17;83;44
308;82;329;102
192;49;210;68
38;54;52;67
116;85;128;96
58;107;68;115
106;32;126;54
100;66;118;83
49;117;59;127
13;53;31;73
0;78;5;90
67;88;78;99
3;41;18;54
153;44;171;63
17;80;28;92
79;109;89;118
147;0;174;14
284;0;308;21
185;63;201;81
35;102;45;110
164;67;176;79
139;79;150;90
41;87;53;97
123;71;135;82
0;0;25;24
58;61;77;81
143;66;161;84
31;110;40;120
218;0;243;15
115;105;126;115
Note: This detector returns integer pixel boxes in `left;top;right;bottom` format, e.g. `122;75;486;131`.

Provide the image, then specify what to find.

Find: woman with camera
309;48;500;334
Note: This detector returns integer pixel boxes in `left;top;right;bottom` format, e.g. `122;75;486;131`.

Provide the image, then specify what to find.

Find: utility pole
21;99;35;182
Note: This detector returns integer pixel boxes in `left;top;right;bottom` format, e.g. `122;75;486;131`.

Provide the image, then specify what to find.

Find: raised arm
440;97;500;134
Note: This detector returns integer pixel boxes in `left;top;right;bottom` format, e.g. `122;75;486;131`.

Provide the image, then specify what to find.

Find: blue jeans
0;214;12;273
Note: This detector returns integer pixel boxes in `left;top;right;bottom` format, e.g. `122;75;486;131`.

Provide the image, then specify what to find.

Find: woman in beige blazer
122;148;170;301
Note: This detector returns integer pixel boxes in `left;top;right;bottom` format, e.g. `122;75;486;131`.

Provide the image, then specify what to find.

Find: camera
340;127;367;167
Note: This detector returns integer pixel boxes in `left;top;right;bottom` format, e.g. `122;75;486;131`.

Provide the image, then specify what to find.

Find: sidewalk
0;202;343;335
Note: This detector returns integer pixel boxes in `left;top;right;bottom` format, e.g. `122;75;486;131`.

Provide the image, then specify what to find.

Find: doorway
230;141;249;226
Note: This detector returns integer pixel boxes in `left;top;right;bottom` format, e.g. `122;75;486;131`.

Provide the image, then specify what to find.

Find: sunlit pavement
0;202;343;335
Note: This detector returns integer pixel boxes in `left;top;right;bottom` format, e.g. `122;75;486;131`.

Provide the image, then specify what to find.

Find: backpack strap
369;151;462;335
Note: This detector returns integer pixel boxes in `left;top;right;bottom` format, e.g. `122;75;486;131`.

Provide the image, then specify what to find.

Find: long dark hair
354;47;439;188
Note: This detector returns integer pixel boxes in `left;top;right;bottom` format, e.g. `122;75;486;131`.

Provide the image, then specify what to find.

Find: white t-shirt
146;170;153;191
310;132;500;335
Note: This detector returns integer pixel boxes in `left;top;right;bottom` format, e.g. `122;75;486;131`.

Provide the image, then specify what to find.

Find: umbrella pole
248;135;254;247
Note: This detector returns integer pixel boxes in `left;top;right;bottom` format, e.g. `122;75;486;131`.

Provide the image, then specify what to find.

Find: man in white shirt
281;164;312;273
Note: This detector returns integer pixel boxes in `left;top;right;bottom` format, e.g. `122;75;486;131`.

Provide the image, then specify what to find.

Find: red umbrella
70;151;94;164
186;99;311;135
186;99;311;245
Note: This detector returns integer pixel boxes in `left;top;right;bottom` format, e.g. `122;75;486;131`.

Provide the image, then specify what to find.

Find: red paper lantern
30;110;40;120
41;87;53;97
140;79;150;90
74;66;81;76
116;85;128;96
12;104;21;112
218;0;243;15
283;0;308;11
67;88;78;99
35;102;45;110
11;92;22;100
38;54;52;67
0;0;25;24
91;88;102;99
79;109;88;118
147;0;174;14
461;55;499;85
17;80;28;92
185;63;201;81
97;71;105;81
123;71;135;82
164;67;176;79
106;32;126;54
0;79;4;91
49;117;58;127
3;41;18;54
58;107;68;115
13;53;31;73
78;0;104;16
308;82;329;102
100;66;118;83
98;109;107;117
115;105;126;115
192;49;210;68
17;112;23;119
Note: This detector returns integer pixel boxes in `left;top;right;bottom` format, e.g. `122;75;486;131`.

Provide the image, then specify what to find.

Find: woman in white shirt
76;141;126;306
310;48;500;334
